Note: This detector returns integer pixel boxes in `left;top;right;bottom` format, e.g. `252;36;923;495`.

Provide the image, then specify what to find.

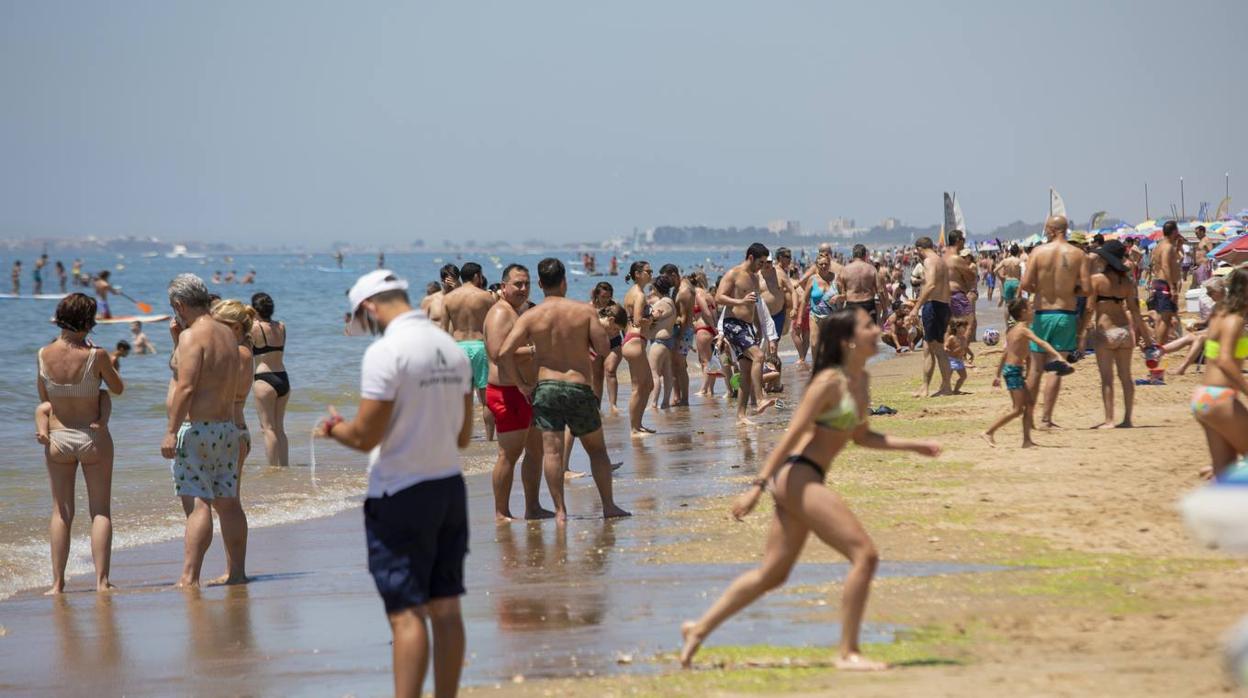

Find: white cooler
1185;288;1206;313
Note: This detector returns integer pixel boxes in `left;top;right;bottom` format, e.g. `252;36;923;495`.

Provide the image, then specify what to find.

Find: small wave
0;479;363;601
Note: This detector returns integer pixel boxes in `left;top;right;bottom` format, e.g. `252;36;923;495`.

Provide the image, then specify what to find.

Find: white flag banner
1050;188;1067;219
953;194;966;235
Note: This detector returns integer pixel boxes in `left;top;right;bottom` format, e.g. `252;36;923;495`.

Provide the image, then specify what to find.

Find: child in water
983;299;1071;448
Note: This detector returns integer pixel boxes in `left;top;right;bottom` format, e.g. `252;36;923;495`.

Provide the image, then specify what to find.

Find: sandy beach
3;326;1245;696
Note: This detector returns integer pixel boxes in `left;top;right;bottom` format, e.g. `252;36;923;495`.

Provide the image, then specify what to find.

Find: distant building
827;217;861;238
880;217;901;231
767;219;801;236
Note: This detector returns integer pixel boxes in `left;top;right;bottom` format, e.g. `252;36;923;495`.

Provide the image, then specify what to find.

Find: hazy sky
1;0;1244;245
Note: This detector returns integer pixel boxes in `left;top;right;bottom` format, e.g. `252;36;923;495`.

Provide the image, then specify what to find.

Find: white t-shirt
359;309;471;498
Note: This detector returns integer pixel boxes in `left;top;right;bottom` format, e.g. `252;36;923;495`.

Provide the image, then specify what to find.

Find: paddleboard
316;267;354;273
0;293;68;300
96;314;171;325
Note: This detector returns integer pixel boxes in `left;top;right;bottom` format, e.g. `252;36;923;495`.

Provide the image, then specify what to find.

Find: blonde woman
209;299;256;585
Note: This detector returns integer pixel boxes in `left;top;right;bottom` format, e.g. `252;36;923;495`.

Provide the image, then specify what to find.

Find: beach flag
1089;211;1107;230
953;194;967;235
943;192;957;237
1050;187;1067;220
938;222;946;249
1216;196;1232;221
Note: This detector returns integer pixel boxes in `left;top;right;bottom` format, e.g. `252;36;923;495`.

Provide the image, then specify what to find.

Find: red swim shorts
486;383;532;434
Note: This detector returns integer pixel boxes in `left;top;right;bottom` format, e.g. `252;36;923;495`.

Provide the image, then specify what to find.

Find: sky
1;0;1244;245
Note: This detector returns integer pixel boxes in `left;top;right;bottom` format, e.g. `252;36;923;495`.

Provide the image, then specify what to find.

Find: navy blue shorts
364;474;468;614
921;300;951;342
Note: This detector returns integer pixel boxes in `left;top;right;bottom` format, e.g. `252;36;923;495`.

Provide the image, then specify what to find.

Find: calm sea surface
0;249;748;599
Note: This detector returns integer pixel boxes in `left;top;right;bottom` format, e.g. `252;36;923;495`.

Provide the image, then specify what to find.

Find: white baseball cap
347;269;409;334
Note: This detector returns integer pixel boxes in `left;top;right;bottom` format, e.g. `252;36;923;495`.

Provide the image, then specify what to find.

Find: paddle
119;291;153;314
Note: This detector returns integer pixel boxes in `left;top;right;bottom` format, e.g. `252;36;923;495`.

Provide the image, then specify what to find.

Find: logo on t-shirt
435;349;448;368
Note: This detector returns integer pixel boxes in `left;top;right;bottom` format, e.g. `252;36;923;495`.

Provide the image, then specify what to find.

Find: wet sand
6;299;1247;696
0;356;1000;695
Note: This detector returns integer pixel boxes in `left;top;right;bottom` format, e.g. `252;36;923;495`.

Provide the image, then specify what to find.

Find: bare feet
175;577;200;589
751;397;778;416
980;432;995;447
602;504;631;519
1094;422;1116;430
555;509;569;524
564;470;587;481
912;390;927;398
927;389;954;398
1198;465;1214;480
495;511;516;523
44;584;64;596
631;426;657;436
1021;439;1038;449
1039;420;1061;430
1116;420;1133;429
525;507;557;521
207;573;249;586
835;652;889;671
737;416;757;426
611;461;624;472
679;621;704;668
97;581;116;593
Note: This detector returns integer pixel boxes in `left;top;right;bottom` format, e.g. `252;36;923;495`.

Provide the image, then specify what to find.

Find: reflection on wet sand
183;585;257;679
494;522;617;632
52;594;124;683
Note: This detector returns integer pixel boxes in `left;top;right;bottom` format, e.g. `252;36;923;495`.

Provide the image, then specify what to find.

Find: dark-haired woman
249;292;289;466
690;272;721;396
679;308;941;671
622;262;655;433
1089;242;1151;429
591;282;623;413
1191;267;1248;480
35;293;124;593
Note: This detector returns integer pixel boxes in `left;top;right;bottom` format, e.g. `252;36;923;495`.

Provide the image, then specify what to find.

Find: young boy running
983;299;1071;448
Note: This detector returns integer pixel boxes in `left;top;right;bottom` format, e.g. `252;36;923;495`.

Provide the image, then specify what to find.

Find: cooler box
1186;289;1206;313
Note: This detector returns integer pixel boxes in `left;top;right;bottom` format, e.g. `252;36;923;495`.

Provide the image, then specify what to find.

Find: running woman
679;308;941;670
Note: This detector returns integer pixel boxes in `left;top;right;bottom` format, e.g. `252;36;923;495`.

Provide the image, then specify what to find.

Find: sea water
0;248;751;599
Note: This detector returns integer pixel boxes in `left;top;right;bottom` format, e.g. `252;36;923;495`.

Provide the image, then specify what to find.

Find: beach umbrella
1211;232;1248;257
1135;220;1157;232
1213;234;1248;265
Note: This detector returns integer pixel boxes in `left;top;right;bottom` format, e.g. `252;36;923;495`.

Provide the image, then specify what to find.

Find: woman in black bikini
249;293;289;466
679;308;941;671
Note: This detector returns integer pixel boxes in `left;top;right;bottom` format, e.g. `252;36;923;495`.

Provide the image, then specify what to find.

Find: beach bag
705;352;724;377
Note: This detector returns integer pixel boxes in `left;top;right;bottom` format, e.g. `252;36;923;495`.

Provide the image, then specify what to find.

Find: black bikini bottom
255;371;291;397
783;453;826;479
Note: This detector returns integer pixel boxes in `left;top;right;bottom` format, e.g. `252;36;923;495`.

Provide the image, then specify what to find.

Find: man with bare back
442;262;496;440
484;264;555;522
717;243;779;423
420;263;460;327
944;231;977;329
758;250;793;345
498;258;630;523
162;273;245;588
839;244;882;324
1149;220;1183;344
1020;216;1090;429
908;237;953;397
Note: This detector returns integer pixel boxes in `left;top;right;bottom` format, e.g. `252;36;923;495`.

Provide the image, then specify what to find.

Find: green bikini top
1205;337;1248;360
814;389;863;431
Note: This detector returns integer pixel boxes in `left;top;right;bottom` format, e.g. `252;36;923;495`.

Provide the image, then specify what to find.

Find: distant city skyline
1;1;1244;244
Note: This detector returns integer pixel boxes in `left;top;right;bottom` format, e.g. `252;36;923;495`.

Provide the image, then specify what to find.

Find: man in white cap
318;269;473;698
